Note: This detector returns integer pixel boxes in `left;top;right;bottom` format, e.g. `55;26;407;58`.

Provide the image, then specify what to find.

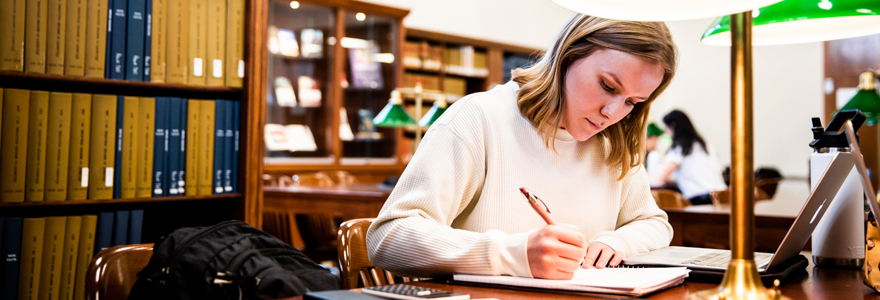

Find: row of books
0;88;240;202
403;41;489;78
0;211;144;300
402;73;467;102
0;0;245;87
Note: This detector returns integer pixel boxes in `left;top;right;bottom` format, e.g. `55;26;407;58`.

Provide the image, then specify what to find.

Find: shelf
0;193;242;208
0;71;244;99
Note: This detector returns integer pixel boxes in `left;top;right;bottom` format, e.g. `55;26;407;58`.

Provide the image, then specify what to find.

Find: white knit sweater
366;81;672;278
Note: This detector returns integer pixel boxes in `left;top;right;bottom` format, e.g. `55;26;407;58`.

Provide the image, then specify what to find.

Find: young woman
366;14;678;280
651;110;727;205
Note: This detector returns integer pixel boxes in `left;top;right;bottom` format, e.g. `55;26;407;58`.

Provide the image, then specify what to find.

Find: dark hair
662;110;706;156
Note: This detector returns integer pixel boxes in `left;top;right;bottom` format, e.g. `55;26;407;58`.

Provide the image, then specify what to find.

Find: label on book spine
81;168;88;187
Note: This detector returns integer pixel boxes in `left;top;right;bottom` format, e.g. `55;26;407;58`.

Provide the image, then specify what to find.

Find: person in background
650;110;726;205
367;13;678;280
645;122;680;193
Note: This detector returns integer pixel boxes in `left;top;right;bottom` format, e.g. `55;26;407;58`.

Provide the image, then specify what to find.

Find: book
0;0;27;71
213;100;226;194
224;0;244;88
274;76;296;107
64;0;88;76
135;97;155;198
18;217;45;300
231;101;239;193
107;0;127;79
128;209;143;244
44;92;73;201
300;28;322;58
0;217;23;300
113;96;123;198
277;28;299;57
143;0;151;81
88;94;117;200
1;89;30;203
83;0;108;78
152;97;169;197
37;216;66;300
121;96;139;198
178;99;187;194
197;100;214;195
45;0;67;75
452;267;690;297
184;99;199;196
148;0;167;83
125;0;146;81
25;91;49;202
67;93;92;200
348;45;384;89
57;216;81;300
25;0;49;73
72;215;96;300
167;98;182;195
297;76;321;107
164;0;188;84
205;0;225;86
112;210;129;246
187;0;207;85
222;101;233;192
93;211;113;254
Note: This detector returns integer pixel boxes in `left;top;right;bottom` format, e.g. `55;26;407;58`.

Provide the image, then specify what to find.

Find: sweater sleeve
366;118;527;278
589;166;673;257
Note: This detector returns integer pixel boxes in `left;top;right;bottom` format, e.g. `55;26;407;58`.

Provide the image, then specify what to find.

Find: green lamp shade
702;0;880;46
840;72;880;125
551;0;782;21
373;103;416;127
647;122;664;137
418;105;446;127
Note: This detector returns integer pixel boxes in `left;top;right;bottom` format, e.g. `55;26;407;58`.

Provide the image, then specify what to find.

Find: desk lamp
550;0;880;299
373;83;445;150
840;72;880;125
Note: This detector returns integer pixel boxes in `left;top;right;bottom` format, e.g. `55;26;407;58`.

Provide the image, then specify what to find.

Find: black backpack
128;220;340;300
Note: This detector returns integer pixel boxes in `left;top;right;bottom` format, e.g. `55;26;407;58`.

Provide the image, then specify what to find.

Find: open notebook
453;267;690;297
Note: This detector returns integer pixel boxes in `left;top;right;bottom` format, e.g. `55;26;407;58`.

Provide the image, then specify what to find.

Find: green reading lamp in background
840;72;880;125
373;90;416;127
418;94;447;127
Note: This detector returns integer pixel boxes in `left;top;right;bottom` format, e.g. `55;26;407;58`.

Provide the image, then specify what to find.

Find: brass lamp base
689;259;787;300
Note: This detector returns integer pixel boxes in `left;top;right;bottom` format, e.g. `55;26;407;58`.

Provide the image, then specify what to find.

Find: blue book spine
113;96;125;199
104;5;113;78
223;101;233;193
125;0;146;81
167;98;182;196
143;0;152;82
178;100;187;194
112;210;130;246
94;212;115;255
0;217;23;300
232;101;240;193
128;210;144;244
152;97;169;197
109;0;128;79
213;100;226;194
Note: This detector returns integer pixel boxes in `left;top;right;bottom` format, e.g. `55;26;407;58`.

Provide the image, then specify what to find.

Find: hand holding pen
519;187;586;279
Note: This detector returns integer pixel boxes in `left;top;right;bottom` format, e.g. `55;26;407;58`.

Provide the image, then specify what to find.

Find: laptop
623;119;880;273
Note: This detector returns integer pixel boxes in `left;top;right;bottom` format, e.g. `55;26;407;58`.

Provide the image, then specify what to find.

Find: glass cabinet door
340;11;400;162
265;0;334;160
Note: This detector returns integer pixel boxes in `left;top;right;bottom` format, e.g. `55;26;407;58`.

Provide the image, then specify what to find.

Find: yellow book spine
121;96;140;198
83;0;108;78
45;92;73;201
0;89;30;202
198;100;214;195
67;94;92;200
25;91;49;202
184;99;199;196
18;217;45;300
136;98;155;198
165;0;189;83
37;216;66;300
45;0;66;74
0;88;3;149
25;0;49;73
64;0;88;76
224;0;244;88
150;0;166;82
57;216;82;300
87;94;116;200
0;0;27;71
72;215;96;300
205;0;225;86
187;0;206;85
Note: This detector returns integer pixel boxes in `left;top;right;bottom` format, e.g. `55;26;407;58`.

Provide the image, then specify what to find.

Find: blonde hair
512;14;677;180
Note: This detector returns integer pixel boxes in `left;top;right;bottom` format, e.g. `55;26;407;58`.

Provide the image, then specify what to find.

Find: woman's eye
601;80;614;92
626;99;636;106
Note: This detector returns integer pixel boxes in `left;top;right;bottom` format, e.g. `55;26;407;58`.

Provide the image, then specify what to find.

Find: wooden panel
0;71;242;99
243;0;269;227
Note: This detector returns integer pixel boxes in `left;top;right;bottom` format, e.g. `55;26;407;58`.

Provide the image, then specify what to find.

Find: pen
519;187;556;225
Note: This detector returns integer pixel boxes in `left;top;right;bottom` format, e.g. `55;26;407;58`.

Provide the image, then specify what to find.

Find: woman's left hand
581;241;621;269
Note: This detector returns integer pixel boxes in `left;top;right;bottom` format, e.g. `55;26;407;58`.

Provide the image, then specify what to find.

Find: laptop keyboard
683;252;773;269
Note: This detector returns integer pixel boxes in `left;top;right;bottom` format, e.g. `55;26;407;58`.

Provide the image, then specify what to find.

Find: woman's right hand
526;224;587;279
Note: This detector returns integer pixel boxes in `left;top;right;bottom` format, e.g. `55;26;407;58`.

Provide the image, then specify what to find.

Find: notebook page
453;267;690;296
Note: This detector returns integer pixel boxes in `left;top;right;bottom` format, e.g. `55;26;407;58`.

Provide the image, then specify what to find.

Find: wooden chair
711;187;770;205
755;177;781;199
337;218;416;289
85;244;153;300
651;189;691;208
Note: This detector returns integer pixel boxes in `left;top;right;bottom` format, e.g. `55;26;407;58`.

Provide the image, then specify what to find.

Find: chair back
755;177;781;199
85;244;153;300
651;189;691;208
337;218;415;289
711;187;771;205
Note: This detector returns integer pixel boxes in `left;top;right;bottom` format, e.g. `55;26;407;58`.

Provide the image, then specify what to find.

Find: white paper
213;59;223;78
81;168;89;187
194;58;203;76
